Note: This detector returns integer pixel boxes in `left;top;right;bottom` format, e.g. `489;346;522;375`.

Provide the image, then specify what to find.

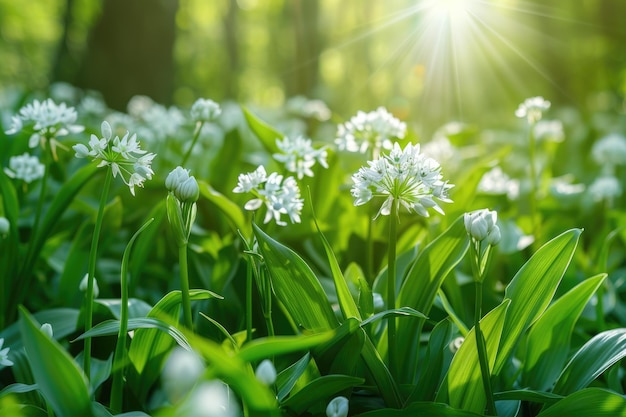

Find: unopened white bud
176;176;200;202
165;166;190;192
255;359;276;386
40;323;54;338
326;396;349;417
79;274;99;298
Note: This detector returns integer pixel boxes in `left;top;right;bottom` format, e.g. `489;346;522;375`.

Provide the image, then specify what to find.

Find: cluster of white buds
233;165;303;226
73;121;156;196
464;209;501;246
166;166;200;246
273;135;328;179
335;106;406;154
190;98;222;123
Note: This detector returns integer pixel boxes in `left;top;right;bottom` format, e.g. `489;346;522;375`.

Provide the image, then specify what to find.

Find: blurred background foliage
1;0;626;135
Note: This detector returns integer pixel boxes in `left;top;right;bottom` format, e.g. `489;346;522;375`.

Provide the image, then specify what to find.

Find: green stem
387;201;398;381
246;256;253;342
83;167;113;379
181;121;205;166
262;267;274;337
528;124;539;239
31;147;50;246
179;243;193;330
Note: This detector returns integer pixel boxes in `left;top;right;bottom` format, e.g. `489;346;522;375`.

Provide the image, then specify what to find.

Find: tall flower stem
179;243;193;330
111;218;154;413
31;145;51;246
469;241;496;416
387;201;398;381
84;167;113;379
181;121;205;167
246;258;253;342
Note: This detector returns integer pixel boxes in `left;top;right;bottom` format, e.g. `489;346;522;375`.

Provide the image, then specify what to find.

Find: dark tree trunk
74;0;179;110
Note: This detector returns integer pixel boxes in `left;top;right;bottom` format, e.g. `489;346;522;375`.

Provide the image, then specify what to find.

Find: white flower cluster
4;153;45;183
190;98;222;123
4;98;85;151
351;142;453;218
166;166;200;202
534;119;564;142
233;165;303;226
273;135;328;179
286;95;331;121
127;95;186;143
592;133;626;169
515;96;550;124
73;121;155;196
335;106;406;153
588;176;622;204
464;209;501;246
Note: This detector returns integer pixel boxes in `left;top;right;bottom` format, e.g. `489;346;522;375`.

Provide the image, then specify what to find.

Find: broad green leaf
536;388;626;417
0;383;39;397
0;169;19;306
447;300;510;414
494;228;582;374
282;375;364;415
276;353;311;402
19;307;91;417
523;274;606;390
253;223;337;332
355;401;483;416
56;221;91;307
91;400;151;417
198;180;248;235
409;319;455;402
208;127;242;192
242;106;282;154
130;201;166;286
553;328;626;395
238;331;335;362
75;317;192;351
360;336;403;408
127;289;221;402
95;298;153;320
395;215;469;381
0;308;80;349
494;390;563;405
312;208;361;321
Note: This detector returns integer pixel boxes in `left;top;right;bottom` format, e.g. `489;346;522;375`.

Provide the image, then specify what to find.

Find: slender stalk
31;146;51;245
528;124;539;239
83;167;113;379
474;280;496;416
181;121;204;166
387;201;398;381
246;256;253;342
262;267;274;337
179;243;193;330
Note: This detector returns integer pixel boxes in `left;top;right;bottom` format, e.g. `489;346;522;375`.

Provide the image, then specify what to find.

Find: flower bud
449;336;464;354
162;347;205;403
255;359;277;386
326;396;349;417
41;323;54;338
0;217;9;237
465;209;499;245
79;274;99;298
486;224;501;246
176;176;200;202
101;121;113;140
165;166;190;192
73;143;90;159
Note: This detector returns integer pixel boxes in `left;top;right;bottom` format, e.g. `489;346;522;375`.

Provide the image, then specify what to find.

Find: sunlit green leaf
242;106;282;154
553;328;626;395
536;388;626;417
446;300;510;414
198;180;248;235
276;353;311;402
360;307;427;327
523;273;606;390
494;228;582;374
19;307;91;417
282;375;364;415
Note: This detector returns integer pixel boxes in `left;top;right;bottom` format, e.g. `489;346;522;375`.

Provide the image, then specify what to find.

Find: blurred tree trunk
74;0;179;110
222;0;240;99
287;0;321;97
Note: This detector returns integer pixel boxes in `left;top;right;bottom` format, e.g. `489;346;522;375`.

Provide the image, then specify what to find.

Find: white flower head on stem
0;338;13;367
273;135;328;179
4;98;84;158
72;121;156;196
233;165;303;226
326;396;349;417
515;96;550;124
464;209;501;246
351;142;453;219
166;166;199;202
4;153;44;183
592;133;626;168
190;98;222;123
336;106;406;153
255;359;277;386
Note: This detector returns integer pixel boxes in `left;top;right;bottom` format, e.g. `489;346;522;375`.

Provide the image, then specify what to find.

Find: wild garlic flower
588;175;622;204
464;209;501;246
0;338;13;367
166;166;200;202
4;152;45;183
350;142;453;219
80;273;99;298
592;133;626;169
162;347;205;403
449;336;465;354
515;96;550;124
286;95;331;121
233;165;303;226
273;135;328;179
40;323;54;338
4;98;84;158
178;381;239;417
534;119;564;142
190;98;222;123
478;166;520;200
73;121;155;196
326;396;349;417
335;106;406;153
